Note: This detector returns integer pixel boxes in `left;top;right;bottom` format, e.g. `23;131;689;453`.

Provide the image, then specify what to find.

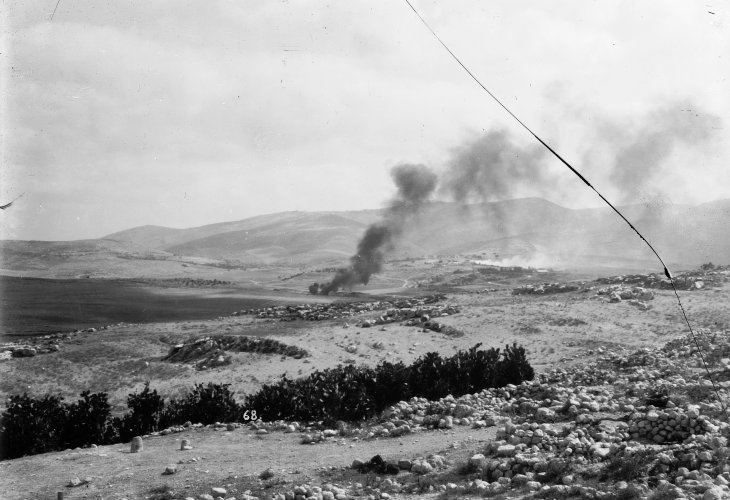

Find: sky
1;0;728;241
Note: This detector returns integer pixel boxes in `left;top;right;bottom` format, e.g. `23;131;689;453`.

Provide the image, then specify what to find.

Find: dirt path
0;425;497;500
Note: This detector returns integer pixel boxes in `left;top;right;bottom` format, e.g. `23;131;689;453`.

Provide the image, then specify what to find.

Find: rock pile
163;335;308;370
596;285;656;309
433;331;730;498
164;337;232;370
359;303;462;336
512;283;581;295
269;483;351;500
628;406;716;443
352;455;400;475
235;295;446;322
147;278;233;288
597;285;655;301
0;323;127;361
507;265;729;300
1;338;66;359
594;267;730;291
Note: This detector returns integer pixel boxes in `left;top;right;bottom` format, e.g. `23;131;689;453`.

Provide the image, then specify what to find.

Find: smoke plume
312;101;722;293
440;129;547;202
607;104;721;202
313;163;437;294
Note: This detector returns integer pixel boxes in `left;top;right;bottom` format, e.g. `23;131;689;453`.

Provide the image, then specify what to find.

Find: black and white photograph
1;1;729;498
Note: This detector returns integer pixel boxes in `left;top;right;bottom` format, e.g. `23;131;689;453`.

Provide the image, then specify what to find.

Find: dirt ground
1;263;727;499
0;423;496;500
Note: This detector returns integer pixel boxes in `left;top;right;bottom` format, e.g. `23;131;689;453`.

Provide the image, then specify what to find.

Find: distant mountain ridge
105;210;382;263
102;197;730;268
2;198;729;275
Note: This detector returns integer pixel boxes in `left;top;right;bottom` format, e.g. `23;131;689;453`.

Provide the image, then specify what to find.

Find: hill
1;198;728;276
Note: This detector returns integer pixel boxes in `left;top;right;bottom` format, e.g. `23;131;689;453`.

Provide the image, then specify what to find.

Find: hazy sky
1;0;728;240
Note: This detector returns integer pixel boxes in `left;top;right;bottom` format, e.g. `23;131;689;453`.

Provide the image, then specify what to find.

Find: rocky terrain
235;295;448;322
2;265;730;500
5;328;730;499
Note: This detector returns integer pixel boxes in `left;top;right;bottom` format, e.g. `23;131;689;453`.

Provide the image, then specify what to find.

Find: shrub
319;365;377;423
0;343;535;459
163;383;239;426
645;386;669;408
684;383;715;404
245;343;534;423
409;351;446;400
119;382;166;440
373;360;410;410
601;449;656;482
541;458;571;483
495;343;535;386
62;391;113;449
0;393;68;459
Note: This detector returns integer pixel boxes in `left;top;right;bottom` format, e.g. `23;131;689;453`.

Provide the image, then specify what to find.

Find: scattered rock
130;436;143;453
12;347;37;357
67;476;90;487
411;460;434;474
355;455;400;474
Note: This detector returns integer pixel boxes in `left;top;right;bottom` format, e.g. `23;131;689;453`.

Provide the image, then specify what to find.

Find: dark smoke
313;102;722;293
390;163;440;214
316;225;391;294
439;129;548;202
314;163;437;294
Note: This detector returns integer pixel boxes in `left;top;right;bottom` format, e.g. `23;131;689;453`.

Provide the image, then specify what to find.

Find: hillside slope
2;198;728;274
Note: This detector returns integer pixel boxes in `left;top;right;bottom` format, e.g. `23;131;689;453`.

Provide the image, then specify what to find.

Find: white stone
469;454;487;470
703;486;726;500
497;445;516;457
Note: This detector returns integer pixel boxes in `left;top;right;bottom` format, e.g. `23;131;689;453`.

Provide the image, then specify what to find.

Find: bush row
0;343;533;460
0;382;239;460
247;342;533;422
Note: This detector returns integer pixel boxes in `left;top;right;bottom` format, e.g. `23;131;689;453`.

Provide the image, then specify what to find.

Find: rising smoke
312;101;722;294
311;163;437;294
440;129;547;203
607;104;721;203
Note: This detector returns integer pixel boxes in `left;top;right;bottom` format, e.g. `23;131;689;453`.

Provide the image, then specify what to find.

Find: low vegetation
0;343;534;460
0;382;240;460
246;343;533;423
